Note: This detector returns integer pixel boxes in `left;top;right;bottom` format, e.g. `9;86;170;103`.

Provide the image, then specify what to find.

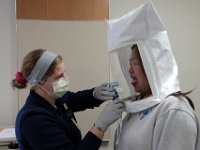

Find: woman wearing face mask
12;49;124;150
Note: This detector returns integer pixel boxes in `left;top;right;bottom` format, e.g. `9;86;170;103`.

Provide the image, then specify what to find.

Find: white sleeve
153;109;198;150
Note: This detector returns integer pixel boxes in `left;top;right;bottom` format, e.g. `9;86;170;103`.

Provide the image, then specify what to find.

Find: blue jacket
15;89;103;150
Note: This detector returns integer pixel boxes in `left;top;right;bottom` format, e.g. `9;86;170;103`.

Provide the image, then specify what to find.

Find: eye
57;75;63;79
60;72;68;78
55;74;63;80
133;60;140;65
129;58;140;65
55;76;61;80
54;70;67;81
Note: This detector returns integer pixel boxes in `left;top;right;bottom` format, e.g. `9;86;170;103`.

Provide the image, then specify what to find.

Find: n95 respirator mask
40;76;69;99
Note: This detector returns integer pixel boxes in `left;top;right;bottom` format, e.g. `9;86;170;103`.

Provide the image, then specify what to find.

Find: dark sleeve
20;110;102;150
61;88;103;112
76;132;102;150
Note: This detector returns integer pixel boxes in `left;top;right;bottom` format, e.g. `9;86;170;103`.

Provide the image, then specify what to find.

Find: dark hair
131;44;195;110
169;91;194;110
11;49;62;89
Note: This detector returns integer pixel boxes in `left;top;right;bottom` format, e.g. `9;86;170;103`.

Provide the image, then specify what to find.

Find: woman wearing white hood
108;1;200;150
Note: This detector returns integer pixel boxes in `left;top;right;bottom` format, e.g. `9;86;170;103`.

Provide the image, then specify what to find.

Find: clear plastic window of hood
109;45;137;100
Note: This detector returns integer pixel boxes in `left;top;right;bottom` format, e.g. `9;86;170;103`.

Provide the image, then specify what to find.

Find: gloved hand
94;99;124;132
93;83;114;101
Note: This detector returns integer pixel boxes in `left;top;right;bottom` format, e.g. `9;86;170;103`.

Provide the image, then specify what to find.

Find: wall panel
16;0;108;20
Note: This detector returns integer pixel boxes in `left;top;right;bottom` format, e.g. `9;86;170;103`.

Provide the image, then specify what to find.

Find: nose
129;65;134;74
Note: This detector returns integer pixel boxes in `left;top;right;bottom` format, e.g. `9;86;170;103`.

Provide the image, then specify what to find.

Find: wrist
94;123;107;132
94;124;103;132
90;126;105;140
93;89;95;97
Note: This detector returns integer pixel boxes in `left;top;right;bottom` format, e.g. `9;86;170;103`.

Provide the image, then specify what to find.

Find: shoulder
153;96;199;136
17;105;56;127
152;97;199;150
155;96;197;122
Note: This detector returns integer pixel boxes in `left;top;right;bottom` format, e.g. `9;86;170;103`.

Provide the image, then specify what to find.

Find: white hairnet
27;51;57;87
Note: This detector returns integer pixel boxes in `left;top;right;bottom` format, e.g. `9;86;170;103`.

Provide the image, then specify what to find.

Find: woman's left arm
153;109;198;150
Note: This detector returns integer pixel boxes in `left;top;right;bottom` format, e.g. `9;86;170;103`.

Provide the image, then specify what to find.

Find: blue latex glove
93;83;114;101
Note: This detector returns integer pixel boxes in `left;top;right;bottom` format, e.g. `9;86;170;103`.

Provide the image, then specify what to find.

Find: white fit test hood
108;0;181;113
